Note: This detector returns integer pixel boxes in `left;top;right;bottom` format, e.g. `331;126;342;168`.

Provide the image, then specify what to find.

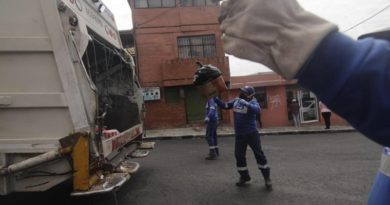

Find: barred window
135;0;175;8
177;35;216;59
180;0;218;6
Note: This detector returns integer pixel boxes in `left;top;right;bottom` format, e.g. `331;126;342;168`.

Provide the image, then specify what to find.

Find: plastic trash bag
193;62;222;86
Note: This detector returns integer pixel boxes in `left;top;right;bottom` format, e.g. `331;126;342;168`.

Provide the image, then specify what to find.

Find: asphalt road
0;132;383;205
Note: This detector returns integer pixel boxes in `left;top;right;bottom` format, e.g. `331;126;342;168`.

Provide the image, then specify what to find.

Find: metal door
298;90;319;123
184;86;206;123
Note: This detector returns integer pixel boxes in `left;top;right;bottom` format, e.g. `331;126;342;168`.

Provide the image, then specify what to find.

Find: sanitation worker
214;86;272;190
218;0;390;203
204;98;219;160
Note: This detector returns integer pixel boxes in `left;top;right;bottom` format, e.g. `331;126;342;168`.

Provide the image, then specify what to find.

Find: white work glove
204;117;210;123
219;0;338;79
238;99;249;107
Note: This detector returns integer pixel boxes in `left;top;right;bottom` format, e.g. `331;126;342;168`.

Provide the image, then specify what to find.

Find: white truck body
0;0;147;195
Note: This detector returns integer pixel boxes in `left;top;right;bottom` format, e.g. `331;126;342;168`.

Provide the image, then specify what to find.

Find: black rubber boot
260;167;272;191
205;155;217;160
236;171;251;186
205;149;218;160
264;178;272;191
215;147;219;156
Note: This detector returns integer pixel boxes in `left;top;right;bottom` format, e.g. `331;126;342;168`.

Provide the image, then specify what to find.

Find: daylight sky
102;0;390;76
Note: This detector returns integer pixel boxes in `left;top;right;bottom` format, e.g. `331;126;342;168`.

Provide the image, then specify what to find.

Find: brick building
128;0;230;129
229;73;348;128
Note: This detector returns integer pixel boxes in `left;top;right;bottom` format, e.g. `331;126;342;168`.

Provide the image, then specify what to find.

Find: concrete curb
144;128;356;140
260;128;356;136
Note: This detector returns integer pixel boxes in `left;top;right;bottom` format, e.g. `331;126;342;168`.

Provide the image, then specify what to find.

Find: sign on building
142;87;160;101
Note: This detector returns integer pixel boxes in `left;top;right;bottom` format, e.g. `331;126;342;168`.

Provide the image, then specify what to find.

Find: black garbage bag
193;62;222;85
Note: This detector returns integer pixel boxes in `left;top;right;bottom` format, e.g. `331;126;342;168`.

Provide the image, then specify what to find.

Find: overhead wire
342;3;390;33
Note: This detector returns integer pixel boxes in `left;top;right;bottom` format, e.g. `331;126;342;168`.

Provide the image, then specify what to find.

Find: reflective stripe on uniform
223;103;229;109
209;146;216;149
237;166;248;171
379;147;390;177
258;164;269;169
234;107;248;114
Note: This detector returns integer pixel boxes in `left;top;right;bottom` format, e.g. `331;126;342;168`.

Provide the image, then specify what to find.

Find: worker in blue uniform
218;0;390;203
214;86;272;189
368;147;390;204
204;98;219;160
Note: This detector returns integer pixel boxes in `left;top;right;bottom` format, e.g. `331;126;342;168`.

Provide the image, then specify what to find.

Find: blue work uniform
214;97;270;179
296;31;390;205
205;99;219;157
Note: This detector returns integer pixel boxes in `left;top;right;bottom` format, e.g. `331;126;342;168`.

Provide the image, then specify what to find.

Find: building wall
227;86;290;128
129;1;227;87
228;74;349;128
129;1;231;129
134;26;228;87
261;86;290;127
144;98;186;129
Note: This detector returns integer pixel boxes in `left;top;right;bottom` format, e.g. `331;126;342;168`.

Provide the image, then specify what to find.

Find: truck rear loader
0;0;152;196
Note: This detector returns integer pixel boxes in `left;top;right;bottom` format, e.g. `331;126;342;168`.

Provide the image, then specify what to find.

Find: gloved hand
204;117;210;123
219;0;338;79
238;99;249;107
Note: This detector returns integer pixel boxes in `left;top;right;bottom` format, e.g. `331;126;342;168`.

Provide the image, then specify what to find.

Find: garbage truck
0;0;153;196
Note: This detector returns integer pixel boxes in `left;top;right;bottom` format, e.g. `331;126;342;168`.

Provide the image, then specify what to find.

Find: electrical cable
342;3;390;33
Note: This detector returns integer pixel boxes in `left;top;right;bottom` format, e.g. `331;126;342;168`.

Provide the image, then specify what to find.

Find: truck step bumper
70;173;130;197
138;142;155;149
129;150;149;158
116;160;140;174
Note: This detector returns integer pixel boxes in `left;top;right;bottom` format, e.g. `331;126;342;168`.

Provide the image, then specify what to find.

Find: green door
184;86;206;123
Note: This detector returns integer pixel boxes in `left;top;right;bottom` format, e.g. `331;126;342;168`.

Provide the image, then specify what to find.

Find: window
177;35;216;59
165;87;180;104
254;87;267;109
120;33;134;48
163;0;176;7
205;0;217;6
149;0;162;8
180;0;218;6
135;0;175;8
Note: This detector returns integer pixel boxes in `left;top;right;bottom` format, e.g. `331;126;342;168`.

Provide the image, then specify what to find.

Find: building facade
229;73;348;128
128;0;231;129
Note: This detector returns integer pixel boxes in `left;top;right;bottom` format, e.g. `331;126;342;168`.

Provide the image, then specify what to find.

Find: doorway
286;87;319;124
298;90;319;123
184;86;206;123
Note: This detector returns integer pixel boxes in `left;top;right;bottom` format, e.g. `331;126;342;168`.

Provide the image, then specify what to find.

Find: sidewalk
144;125;356;140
